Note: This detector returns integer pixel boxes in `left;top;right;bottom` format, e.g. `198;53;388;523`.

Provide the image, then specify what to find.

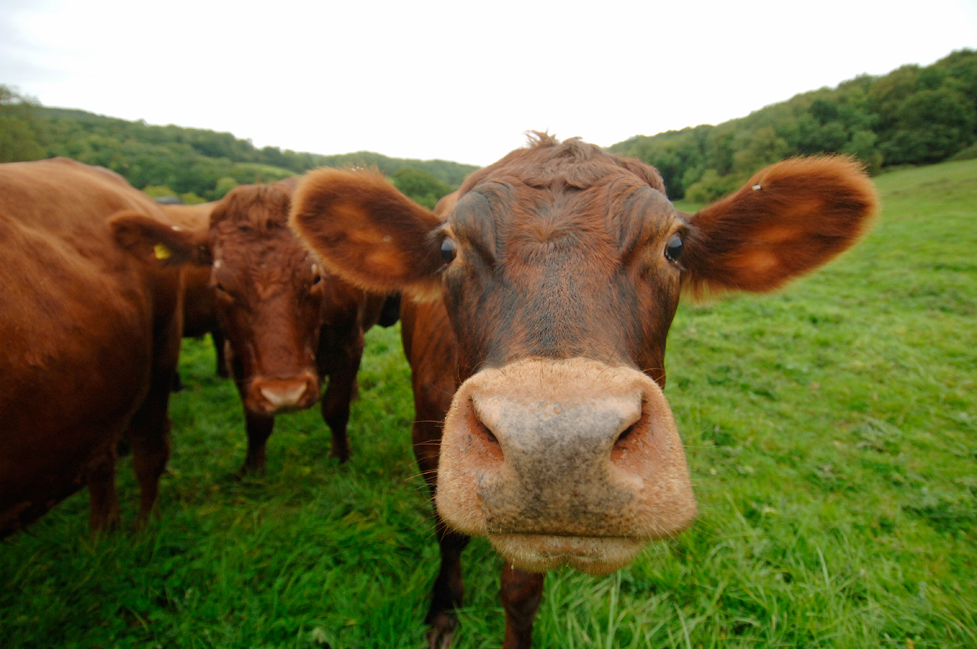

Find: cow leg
320;338;364;463
242;411;275;474
127;365;174;531
212;329;230;379
427;515;470;649
500;565;545;649
413;414;469;648
87;449;121;533
230;348;275;475
321;377;352;463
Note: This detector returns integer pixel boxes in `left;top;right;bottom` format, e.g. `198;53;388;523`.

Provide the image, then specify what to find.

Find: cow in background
1;158;183;537
113;180;394;474
289;135;878;648
153;199;229;384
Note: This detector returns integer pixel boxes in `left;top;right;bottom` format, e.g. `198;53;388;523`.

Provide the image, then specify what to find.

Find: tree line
3;48;975;204
0;96;475;207
609;49;977;201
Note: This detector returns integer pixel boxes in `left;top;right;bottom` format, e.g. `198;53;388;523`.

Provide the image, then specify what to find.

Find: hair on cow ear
680;156;879;297
110;211;213;267
289;168;445;301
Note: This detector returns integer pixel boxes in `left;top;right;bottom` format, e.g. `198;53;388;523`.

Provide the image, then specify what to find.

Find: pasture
2;158;975;648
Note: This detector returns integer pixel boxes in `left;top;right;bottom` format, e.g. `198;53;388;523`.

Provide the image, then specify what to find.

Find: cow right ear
290;168;445;301
110;211;212;267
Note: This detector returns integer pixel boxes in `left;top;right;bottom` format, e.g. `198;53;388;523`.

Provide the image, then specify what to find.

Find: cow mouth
486;533;647;575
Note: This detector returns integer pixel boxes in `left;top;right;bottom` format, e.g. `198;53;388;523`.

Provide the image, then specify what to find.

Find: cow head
112;183;327;415
206;184;327;414
289;135;878;574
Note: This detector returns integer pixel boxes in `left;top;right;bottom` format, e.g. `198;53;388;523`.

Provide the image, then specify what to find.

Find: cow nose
435;358;696;565
248;372;319;414
467;391;647;520
261;382;307;407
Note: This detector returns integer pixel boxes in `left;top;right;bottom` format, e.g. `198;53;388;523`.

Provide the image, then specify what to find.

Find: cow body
115;182;389;473
290;135;878;648
0;158;182;536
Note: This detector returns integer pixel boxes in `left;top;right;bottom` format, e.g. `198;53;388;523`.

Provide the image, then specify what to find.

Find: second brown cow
115;181;390;473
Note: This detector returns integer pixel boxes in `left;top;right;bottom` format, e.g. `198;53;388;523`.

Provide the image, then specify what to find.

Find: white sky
1;0;975;167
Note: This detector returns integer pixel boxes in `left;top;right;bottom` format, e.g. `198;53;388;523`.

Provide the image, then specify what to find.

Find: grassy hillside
24;106;479;204
1;160;975;648
610;49;977;201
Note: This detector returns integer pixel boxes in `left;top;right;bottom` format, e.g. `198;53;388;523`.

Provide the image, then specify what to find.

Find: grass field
3;159;975;648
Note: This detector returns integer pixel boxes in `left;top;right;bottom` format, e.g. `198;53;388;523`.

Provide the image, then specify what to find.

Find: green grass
3;159;976;648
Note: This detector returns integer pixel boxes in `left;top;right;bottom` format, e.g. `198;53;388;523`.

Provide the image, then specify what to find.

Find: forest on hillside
2;48;975;204
0;95;476;208
610;49;977;200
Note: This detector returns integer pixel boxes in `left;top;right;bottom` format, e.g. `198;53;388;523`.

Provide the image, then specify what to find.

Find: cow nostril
614;424;637;452
471;417;504;463
476;420;500;446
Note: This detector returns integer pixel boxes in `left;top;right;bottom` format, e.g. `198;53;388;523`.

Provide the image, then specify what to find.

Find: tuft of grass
2;159;976;648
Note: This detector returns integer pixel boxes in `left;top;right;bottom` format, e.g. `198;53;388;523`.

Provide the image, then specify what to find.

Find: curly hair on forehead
210;184;293;231
461;131;666;195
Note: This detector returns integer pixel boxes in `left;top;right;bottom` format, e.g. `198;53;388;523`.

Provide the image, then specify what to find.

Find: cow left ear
290;168;445;301
680;156;879;296
110;211;212;267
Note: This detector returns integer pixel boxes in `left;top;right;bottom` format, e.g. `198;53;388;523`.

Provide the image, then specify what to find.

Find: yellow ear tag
154;243;172;260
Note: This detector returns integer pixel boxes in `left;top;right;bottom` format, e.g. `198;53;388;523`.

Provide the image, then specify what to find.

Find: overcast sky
1;0;975;167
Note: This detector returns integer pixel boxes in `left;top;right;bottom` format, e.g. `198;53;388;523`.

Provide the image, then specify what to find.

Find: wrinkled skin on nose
437;357;696;574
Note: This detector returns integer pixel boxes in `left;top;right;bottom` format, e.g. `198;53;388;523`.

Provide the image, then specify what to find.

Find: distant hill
4;103;478;205
609;48;977;200
6;49;976;204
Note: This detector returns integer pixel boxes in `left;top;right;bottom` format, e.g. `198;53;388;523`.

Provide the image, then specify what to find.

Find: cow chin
487;534;647;575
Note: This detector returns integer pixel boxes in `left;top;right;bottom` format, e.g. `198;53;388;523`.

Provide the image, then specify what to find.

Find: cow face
111;184;327;416
435;149;680;381
206;185;325;415
289;135;877;574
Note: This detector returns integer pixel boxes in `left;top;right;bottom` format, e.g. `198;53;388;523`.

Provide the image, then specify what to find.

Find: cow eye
216;282;227;292
440;237;457;263
664;233;684;263
312;274;322;285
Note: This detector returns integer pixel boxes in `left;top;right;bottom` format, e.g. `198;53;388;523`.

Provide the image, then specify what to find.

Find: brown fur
290;168;445;300
290;135;878;648
1;158;183;537
115;182;387;473
681;156;879;297
156;201;228;378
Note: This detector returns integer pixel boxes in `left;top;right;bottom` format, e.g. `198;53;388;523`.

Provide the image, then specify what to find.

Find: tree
212;177;239;200
391;167;454;209
732;126;791;175
0;85;45;163
883;85;976;164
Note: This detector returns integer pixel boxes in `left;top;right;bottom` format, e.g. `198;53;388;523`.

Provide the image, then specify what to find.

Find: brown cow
289;134;878;648
1;158;182;537
154;201;229;382
113;181;390;474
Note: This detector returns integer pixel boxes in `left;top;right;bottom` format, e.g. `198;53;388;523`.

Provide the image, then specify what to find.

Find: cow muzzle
435;358;696;575
246;371;320;415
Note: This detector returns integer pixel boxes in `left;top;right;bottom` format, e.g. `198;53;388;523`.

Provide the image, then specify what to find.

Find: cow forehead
448;169;676;256
212;227;315;278
458;137;666;196
449;139;671;243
